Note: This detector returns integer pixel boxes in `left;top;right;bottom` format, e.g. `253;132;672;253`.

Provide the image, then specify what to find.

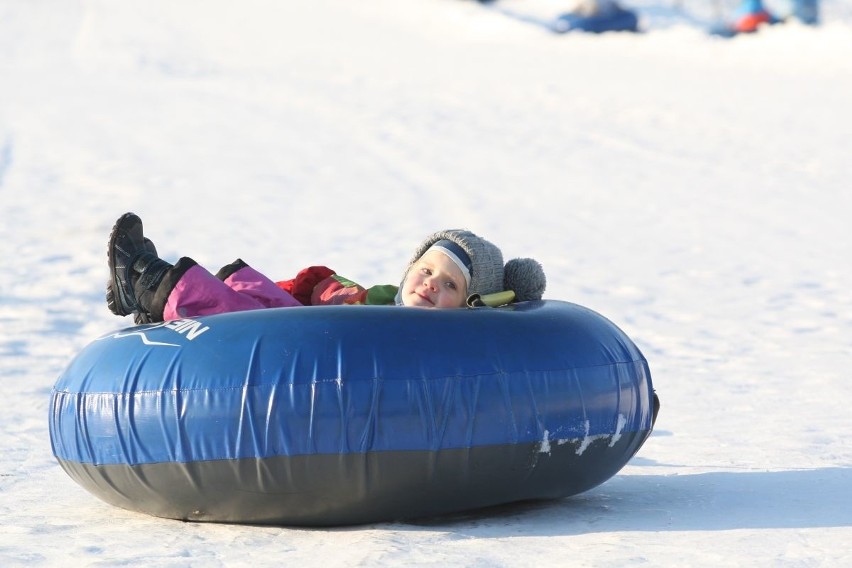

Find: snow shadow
403;467;852;534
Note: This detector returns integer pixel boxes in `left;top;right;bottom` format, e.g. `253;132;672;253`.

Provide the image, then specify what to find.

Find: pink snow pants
163;264;301;321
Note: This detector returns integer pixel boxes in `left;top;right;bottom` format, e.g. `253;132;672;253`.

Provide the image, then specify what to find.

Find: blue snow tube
552;5;639;34
49;300;656;526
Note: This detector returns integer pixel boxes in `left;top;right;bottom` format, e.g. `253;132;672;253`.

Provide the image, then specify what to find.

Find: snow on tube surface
49;300;656;526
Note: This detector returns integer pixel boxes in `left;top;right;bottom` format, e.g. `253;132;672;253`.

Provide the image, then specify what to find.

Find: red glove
276;266;335;306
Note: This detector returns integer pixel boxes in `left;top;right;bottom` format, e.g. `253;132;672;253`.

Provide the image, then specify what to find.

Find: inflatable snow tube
49;300;656;526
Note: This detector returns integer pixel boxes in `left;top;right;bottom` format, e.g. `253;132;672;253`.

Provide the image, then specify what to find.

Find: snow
2;0;852;565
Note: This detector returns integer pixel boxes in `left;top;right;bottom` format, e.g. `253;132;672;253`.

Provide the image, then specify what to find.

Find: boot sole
107;212;143;317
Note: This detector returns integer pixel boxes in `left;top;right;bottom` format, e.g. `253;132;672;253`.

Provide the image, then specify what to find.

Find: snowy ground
2;0;852;565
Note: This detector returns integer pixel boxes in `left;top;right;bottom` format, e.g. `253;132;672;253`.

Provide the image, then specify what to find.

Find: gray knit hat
395;229;547;305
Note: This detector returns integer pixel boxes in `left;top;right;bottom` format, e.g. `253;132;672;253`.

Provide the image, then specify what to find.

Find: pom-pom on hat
503;257;546;302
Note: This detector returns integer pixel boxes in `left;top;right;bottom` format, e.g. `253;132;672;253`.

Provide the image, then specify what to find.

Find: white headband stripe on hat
428;239;472;288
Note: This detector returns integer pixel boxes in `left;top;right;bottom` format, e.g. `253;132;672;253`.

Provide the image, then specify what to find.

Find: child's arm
277;266;397;306
276;266;335;305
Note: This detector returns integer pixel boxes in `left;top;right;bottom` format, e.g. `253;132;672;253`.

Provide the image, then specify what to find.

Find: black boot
131;251;172;319
106;213;172;320
106;236;159;324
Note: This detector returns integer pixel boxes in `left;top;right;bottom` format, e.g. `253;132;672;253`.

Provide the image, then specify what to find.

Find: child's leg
215;259;303;308
162;259;300;321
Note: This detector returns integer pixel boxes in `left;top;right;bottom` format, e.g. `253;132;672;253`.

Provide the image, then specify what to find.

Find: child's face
401;250;468;308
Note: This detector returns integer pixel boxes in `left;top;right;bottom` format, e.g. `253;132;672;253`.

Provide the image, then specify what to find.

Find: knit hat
395;229;547;305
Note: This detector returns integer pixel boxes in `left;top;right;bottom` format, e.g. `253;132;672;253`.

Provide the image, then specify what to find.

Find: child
106;213;546;324
724;0;818;34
